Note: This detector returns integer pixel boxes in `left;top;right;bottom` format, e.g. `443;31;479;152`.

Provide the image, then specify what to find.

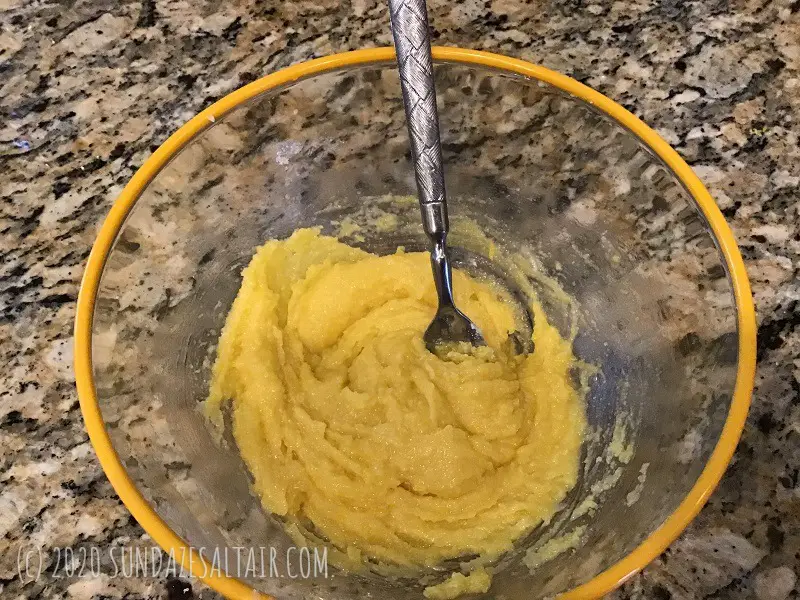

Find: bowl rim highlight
74;46;756;600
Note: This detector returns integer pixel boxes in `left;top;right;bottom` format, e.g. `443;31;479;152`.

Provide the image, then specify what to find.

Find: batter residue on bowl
206;227;585;598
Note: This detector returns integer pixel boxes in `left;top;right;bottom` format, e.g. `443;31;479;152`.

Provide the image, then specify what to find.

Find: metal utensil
388;0;486;354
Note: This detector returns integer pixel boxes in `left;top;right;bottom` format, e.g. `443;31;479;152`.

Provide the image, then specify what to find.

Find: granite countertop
1;0;798;598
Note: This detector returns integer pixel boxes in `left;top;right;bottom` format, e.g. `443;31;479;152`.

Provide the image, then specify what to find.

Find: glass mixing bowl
75;48;756;599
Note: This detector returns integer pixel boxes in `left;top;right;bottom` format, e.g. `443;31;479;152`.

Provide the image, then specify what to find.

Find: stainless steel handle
388;0;448;239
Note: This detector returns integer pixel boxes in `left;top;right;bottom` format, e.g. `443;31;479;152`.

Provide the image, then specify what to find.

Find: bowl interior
90;59;739;598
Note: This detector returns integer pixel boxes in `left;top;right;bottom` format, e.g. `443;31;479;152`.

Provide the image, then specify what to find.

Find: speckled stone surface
1;0;798;599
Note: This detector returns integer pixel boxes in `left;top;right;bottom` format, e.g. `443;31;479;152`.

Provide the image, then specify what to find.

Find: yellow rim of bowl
74;46;756;600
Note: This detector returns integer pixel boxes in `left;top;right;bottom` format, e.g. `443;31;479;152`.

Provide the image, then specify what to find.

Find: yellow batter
206;228;585;597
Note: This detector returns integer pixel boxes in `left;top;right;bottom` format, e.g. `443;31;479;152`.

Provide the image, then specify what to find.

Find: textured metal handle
388;0;448;238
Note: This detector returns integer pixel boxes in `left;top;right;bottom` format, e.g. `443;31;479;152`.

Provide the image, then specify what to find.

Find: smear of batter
206;228;585;596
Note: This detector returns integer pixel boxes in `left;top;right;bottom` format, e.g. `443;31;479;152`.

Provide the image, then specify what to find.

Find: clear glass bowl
75;48;755;600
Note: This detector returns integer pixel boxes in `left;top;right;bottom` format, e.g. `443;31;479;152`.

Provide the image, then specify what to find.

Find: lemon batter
206;228;585;597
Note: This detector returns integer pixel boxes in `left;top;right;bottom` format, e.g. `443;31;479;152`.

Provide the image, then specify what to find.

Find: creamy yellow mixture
206;228;585;598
